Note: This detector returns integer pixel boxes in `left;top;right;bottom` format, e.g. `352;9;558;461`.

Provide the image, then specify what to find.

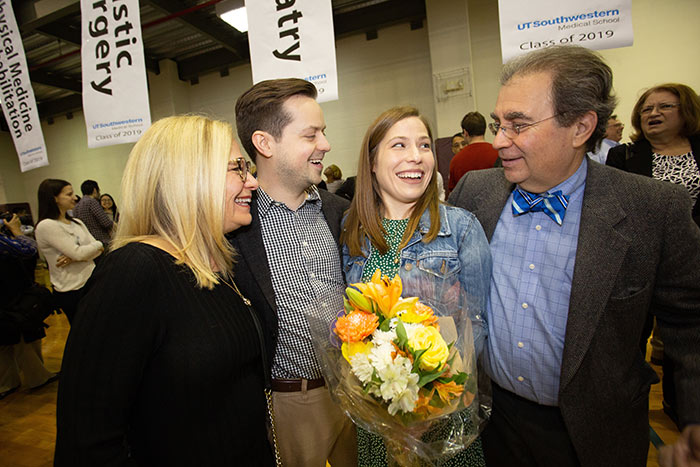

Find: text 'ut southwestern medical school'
517;9;621;51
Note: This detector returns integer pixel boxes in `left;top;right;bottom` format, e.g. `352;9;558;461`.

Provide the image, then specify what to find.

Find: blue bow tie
512;188;570;225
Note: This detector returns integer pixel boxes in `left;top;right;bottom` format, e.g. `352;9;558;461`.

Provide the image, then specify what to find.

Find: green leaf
452;372;468;385
395;320;408;350
379;319;391;332
343;297;353;313
412;348;429;373
418;370;444;387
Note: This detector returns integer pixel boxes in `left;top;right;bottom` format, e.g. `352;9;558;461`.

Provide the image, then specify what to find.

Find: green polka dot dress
356;218;485;467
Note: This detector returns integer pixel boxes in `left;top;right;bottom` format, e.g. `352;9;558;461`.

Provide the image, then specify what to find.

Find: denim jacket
342;204;492;355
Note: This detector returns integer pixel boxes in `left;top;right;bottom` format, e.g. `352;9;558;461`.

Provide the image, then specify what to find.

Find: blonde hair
112;115;235;289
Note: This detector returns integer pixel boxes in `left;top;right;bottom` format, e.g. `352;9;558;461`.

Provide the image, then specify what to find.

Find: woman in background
607;83;699;223
100;193;119;223
35;180;103;323
606;83;700;428
54;115;272;466
323;164;345;193
342;106;492;466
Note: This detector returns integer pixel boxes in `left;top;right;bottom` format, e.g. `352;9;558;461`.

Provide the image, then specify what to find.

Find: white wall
0;22;433;214
2;0;700;215
467;0;700;143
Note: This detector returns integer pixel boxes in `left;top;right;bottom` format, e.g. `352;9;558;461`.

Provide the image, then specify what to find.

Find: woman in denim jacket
341;106;492;467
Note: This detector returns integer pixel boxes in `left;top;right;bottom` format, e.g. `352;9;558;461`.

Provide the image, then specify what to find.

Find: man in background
72;180;113;248
448;111;499;194
587;114;623;164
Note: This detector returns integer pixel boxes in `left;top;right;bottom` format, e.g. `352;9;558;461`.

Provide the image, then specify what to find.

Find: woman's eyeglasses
230;157;248;182
640;103;680;116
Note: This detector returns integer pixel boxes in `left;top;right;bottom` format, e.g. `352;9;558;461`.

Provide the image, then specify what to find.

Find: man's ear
252;130;274;159
572;110;597;149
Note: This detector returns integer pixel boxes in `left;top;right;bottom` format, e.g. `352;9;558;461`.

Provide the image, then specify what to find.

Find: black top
55;242;273;466
606;134;700;225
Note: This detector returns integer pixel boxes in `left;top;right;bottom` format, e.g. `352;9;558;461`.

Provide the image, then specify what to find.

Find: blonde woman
54;116;272;466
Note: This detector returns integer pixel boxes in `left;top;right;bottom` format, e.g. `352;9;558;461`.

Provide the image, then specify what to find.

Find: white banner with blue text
81;0;151;148
498;0;633;63
0;1;49;172
246;0;338;103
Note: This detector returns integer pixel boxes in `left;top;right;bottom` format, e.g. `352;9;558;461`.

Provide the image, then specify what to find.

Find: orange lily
433;380;464;404
413;388;442;416
352;270;403;319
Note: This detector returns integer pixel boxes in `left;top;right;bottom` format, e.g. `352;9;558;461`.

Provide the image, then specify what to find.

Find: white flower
371;328;396;346
349;353;374;383
388;375;420;415
369;340;395;372
376;354;413;401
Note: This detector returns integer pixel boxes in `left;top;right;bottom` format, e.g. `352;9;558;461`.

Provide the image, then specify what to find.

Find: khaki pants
272;385;357;467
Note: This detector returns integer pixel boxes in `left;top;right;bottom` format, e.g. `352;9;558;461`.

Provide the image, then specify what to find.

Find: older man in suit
228;78;356;467
448;46;700;467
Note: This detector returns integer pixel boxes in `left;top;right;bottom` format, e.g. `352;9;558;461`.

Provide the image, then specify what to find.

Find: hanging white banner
0;0;49;172
81;0;151;148
245;0;338;103
498;0;633;63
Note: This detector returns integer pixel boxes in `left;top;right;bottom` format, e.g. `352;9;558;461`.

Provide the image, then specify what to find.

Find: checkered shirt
257;186;345;379
72;196;113;245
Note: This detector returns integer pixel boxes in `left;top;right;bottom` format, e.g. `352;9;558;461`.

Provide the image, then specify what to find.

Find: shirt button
302;241;308;246
529;264;535;270
517;376;525;382
310;273;316;278
404;263;413;271
521;303;528;309
321;302;327;307
517;342;524;348
535;225;542;231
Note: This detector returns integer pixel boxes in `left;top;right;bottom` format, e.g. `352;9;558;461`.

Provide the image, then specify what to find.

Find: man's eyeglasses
640;103;680;116
229;157;248;182
488;114;561;139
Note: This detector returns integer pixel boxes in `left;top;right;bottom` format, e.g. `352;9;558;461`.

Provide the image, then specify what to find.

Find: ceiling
4;0;426;130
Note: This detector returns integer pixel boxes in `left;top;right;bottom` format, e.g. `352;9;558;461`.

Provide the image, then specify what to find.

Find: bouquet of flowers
309;269;485;466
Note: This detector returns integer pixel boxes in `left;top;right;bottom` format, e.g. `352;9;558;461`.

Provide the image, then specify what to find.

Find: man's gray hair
501;45;617;152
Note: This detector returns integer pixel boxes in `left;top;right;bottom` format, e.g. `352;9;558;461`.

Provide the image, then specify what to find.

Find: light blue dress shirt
485;158;588;405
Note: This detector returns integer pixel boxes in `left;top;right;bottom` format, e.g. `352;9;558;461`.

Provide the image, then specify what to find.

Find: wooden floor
0;311;681;466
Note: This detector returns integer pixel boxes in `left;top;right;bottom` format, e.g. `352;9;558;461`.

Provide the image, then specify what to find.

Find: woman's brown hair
342;106;440;257
630;83;700;142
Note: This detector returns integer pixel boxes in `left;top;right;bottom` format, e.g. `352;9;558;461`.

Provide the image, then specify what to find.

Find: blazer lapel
319;190;345;243
468;171;514;241
559;163;630;391
233;194;278;312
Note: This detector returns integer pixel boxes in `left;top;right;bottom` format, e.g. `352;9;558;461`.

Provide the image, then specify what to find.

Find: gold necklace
221;278;251;306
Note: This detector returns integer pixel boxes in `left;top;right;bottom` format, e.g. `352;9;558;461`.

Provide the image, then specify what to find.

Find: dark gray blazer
448;160;700;467
226;189;350;368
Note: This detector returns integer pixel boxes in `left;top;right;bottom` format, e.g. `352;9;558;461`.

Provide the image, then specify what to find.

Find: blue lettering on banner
517;9;620;30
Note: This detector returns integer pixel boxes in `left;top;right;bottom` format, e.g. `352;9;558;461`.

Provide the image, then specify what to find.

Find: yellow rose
408;326;449;371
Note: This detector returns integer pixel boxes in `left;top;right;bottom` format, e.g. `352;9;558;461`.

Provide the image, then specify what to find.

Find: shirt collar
516;157;588;198
257;185;321;218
